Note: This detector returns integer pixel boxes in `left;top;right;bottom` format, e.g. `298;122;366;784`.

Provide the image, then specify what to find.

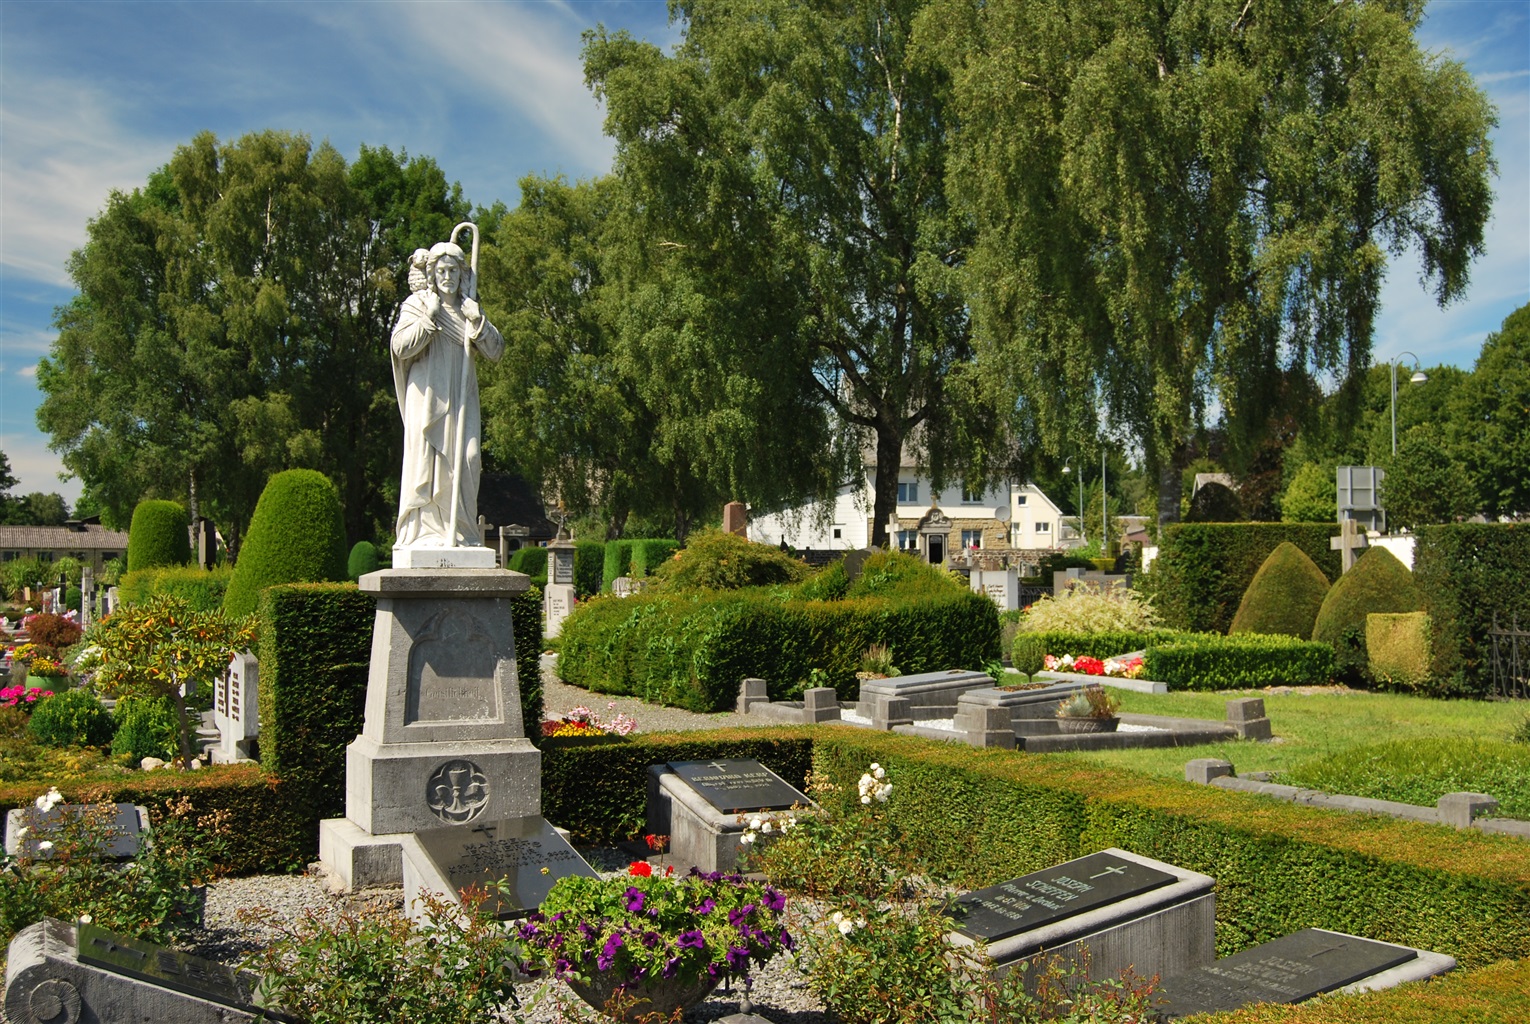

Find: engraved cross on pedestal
706;761;732;772
1305;940;1350;959
1089;865;1127;879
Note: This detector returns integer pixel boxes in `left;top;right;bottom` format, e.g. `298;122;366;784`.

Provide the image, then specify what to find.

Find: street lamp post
1062;459;1084;549
1390;352;1429;456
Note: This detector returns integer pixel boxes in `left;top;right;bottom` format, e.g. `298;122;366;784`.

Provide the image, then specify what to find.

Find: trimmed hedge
116;565;234;610
27;688;113;748
630;539;680;579
1147;523;1340;634
602;538;682;591
1367;612;1432;691
346;541;380;580
574;540;604;599
1143;633;1335;690
1312;546;1423;684
542;729;815;844
1010;629;1181;673
224;470;348;618
0;763;312;875
126;499;190;572
255;581;546;837
1415;523;1530;697
558;587;1002;712
1229;541;1330;638
508;546;549;589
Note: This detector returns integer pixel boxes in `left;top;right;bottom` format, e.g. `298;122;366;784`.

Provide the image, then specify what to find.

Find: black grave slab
1155;928;1419;1018
415;815;598;919
6;802;144;860
76;922;274;1015
949;851;1176;942
667;759;809;813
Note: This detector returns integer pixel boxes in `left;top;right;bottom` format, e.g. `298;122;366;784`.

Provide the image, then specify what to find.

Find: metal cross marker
1306;940;1349;959
470;822;500;841
1089;865;1127;879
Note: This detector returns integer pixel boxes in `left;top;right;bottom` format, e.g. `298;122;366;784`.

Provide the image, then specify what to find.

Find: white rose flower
740;832;757;846
761;821;773;834
750;816;763;830
873;766;886;780
37;840;53;852
838;919;855;935
861;795;872;805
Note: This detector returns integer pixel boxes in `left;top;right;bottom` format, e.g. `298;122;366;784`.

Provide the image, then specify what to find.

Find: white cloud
0;435;82;504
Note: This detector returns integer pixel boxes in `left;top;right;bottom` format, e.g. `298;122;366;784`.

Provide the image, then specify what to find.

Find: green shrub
794;558;852;602
110;695;179;763
557;582;1001;712
1281;738;1530;819
1142;633;1334;690
601;539;635;591
1229;541;1331;638
1146;523;1340;634
346;540;380;580
507;545;548;587
26;689;113;748
1010;634;1046;674
1016;582;1161;634
1367;612;1433;691
1312;546;1423;684
573;539;604;598
126;500;190;572
117;565;234;610
1415;523;1530;697
1184;481;1245;522
629;538;680;578
652;529;811;591
223;470;347;618
26;613;83;655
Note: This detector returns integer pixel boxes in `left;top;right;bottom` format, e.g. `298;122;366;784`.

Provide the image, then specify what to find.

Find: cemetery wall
557;588;1001;712
1146;523;1341;634
1414;522;1530;697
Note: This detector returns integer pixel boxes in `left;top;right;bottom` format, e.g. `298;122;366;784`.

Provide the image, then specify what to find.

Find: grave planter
566;972;719;1021
1056;715;1119;734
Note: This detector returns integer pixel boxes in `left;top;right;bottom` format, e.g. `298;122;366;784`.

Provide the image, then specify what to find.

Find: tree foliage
38;131;471;553
1383;425;1477;531
1457;303;1530;519
926;0;1496;527
1281;462;1337;524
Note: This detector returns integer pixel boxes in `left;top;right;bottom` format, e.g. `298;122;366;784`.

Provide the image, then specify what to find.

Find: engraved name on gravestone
949;851;1177;942
1154;929;1419;1018
405;606;501;725
667;759;809;814
76;922;269;1015
415;816;598;919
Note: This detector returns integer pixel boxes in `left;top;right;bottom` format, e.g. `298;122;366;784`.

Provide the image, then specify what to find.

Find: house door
926;533;946;564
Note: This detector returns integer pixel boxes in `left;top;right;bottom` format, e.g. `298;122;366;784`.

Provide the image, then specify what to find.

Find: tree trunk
1156;441;1193;532
170;683;196;766
187;468;201;568
869;426;903;550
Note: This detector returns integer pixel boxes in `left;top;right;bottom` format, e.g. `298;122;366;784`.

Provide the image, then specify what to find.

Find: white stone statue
391;225;504;553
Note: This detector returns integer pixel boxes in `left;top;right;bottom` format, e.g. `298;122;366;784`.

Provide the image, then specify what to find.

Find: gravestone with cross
1330;518;1369;573
1154;928;1456;1017
403;814;600;922
646;759;815;874
946;848;1217;992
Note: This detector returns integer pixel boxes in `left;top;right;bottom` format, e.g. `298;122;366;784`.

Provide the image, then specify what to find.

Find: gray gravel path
538;654;756;735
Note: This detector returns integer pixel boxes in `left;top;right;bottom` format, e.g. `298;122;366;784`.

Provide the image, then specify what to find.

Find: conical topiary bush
1312;546;1423;683
223;470;348;618
1230;541;1331;638
126;499;191;572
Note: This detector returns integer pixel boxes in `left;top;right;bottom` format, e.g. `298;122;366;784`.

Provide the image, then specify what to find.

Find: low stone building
0;522;129;573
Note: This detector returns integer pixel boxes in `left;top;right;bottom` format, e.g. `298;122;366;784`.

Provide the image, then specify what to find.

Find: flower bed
1042;653;1144;679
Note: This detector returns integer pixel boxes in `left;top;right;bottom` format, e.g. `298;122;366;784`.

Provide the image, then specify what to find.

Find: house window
832;526;843;540
960;529;983;549
961;485;982;504
1016;495;1027;506
895;530;918;551
37;551;53;563
897;481;919;503
1035;522;1051;534
1;551;18;562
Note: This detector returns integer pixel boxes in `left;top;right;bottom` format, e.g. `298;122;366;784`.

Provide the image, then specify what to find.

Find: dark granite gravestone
75;922;274;1016
414;815;598;919
949;851;1177;942
1154;928;1420;1017
5;803;146;860
667;759;809;813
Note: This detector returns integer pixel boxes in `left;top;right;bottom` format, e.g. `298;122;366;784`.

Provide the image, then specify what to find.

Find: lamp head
1410;370;1429;384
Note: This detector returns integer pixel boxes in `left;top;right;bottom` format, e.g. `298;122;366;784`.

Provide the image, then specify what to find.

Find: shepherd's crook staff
446;220;479;548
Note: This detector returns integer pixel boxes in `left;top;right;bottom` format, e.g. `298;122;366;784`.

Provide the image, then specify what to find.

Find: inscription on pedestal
668;759;809;813
406;607;500;724
77;923;263;1012
415;816;598;919
949;851;1176;942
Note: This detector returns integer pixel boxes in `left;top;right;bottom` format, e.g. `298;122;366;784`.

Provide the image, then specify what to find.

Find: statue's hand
461;296;482;322
422;288;442;319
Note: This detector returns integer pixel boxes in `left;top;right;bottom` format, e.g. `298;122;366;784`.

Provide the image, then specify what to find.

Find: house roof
0;524;130;550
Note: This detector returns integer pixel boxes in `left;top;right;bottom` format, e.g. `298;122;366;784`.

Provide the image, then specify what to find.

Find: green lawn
1070;688;1530;783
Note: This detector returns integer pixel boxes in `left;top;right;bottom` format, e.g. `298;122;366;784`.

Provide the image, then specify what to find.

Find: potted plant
1055;683;1122;733
518;865;791;1021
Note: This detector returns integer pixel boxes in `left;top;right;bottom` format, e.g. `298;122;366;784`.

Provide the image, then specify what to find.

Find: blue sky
1;0;1526;503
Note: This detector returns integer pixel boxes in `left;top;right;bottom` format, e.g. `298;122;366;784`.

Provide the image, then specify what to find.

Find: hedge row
557;588;1002;712
602;538;681;592
541;729;815;844
1143;633;1335;690
1415;523;1530;697
255;581;545;842
116;565;234;611
575;540;605;599
0;764;311;875
1148;523;1341;634
508;546;549;589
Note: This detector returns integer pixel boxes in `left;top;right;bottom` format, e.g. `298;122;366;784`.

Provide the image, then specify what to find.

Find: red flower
628;861;653;877
1074;656;1106;676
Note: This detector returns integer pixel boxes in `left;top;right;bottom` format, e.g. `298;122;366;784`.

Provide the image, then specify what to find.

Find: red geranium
1073;656;1106;676
628;861;653;877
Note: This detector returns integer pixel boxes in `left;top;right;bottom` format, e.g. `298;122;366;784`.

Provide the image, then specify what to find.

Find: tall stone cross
1329;518;1369;573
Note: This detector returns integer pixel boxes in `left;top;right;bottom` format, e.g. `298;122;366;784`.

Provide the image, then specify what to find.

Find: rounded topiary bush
111;694;179;763
27;688;113;748
223;470;347;618
126;500;191;572
347;540;380;580
1312;546;1423;683
1230;541;1332;638
652;530;810;591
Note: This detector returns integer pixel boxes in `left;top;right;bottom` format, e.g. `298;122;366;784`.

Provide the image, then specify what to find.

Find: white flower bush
739;810;798;846
858;763;892;804
34;787;63;813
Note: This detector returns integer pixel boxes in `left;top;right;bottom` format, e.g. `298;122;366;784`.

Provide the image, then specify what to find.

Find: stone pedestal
320;567;539;890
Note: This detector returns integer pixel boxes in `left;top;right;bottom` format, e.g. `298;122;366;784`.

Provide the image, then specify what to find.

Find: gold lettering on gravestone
406;607;500;724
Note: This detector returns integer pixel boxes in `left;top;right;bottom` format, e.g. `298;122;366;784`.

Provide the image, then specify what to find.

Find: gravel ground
539;654;757;735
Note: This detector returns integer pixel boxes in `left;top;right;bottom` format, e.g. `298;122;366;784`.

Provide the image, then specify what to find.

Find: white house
1006;483;1069;551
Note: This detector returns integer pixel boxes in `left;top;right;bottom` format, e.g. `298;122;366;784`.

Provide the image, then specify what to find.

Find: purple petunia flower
780;929;795;951
695;898;716;915
728;904;756;927
763;887;786;912
662;956;681;979
725;945;751;969
579;922;597;940
625;886;646;913
642;930;662;949
677;929;706;950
